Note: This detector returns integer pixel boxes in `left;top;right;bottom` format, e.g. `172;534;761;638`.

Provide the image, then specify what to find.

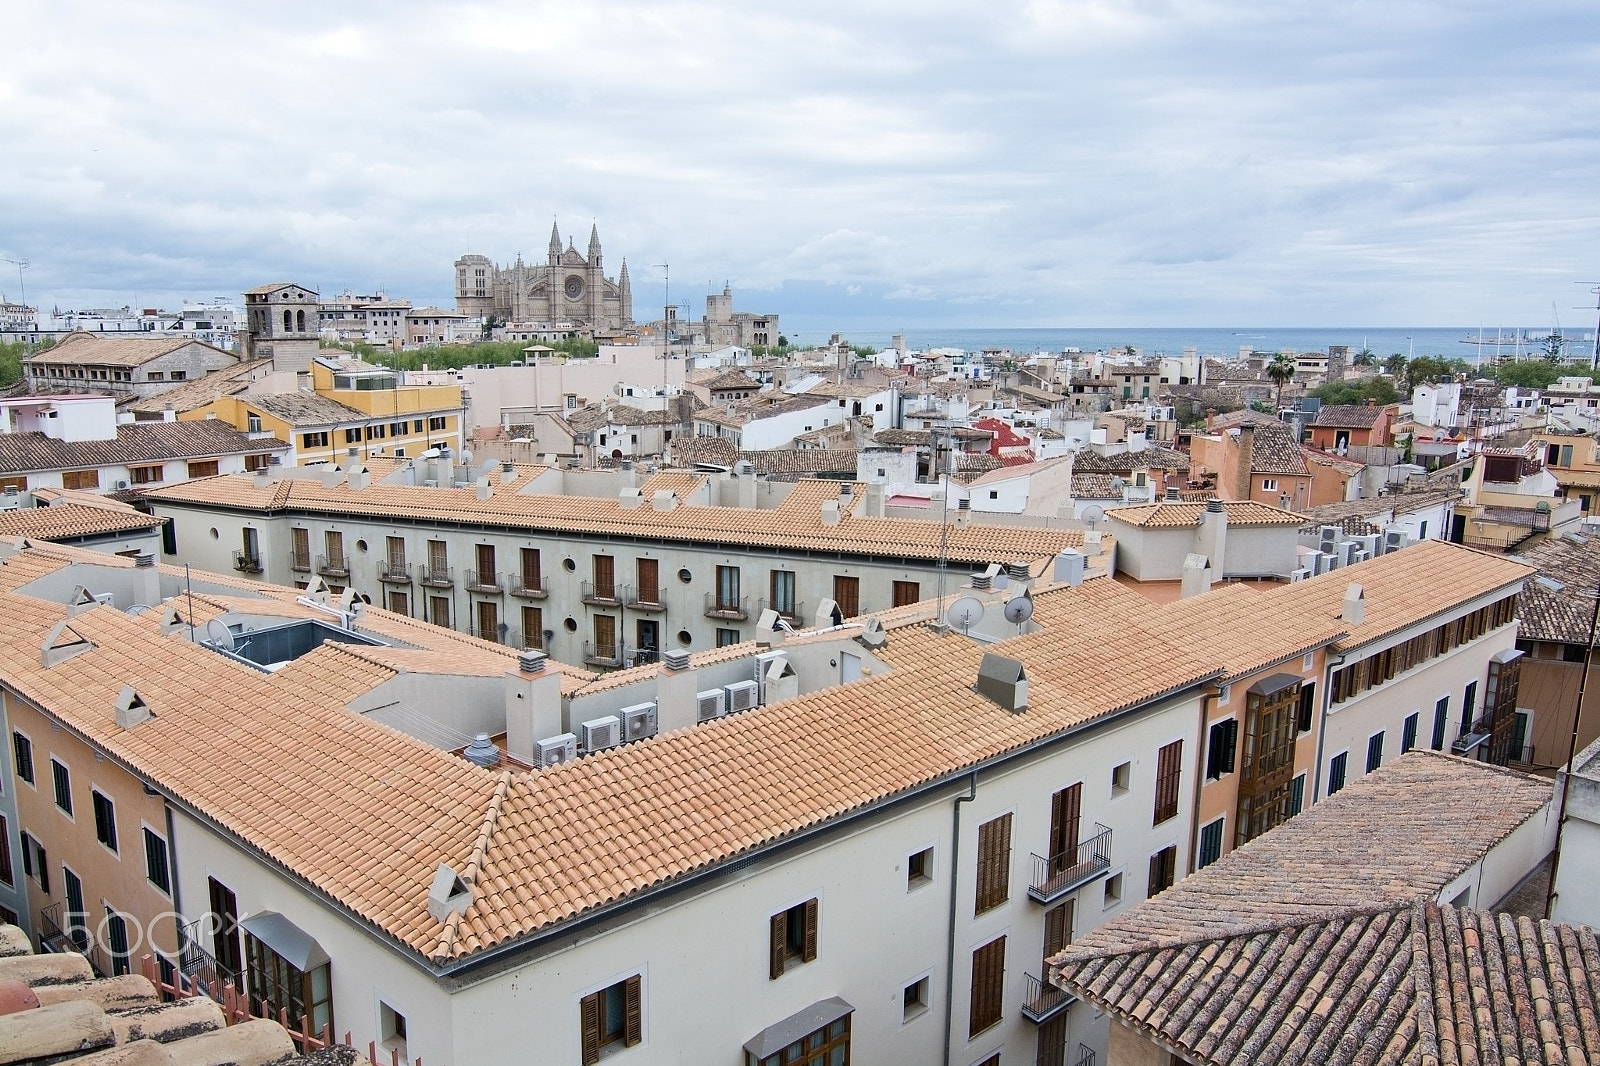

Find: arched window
296;310;305;332
282;310;292;332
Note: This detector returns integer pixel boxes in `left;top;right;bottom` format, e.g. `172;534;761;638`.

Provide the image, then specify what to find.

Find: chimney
1233;423;1254;501
503;650;563;763
1342;582;1366;625
500;460;516;484
619;487;643;509
975;653;1029;713
1204;407;1217;431
134;551;160;608
319;466;342;489
1053;550;1085;586
348;467;370;491
656;649;699;734
864;483;885;518
114;686;152;729
475;476;492;501
1180;552;1211;598
736;467;757;509
652;490;677;512
821;499;841;526
1195;498;1227;582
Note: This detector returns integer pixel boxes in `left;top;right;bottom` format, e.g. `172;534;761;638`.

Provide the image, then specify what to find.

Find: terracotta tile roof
1315;404;1386;428
1072;447;1191;473
25;334;226;367
1058;899;1600;1066
668;437;738;466
1106;500;1305;528
874;428;992;445
1510;533;1600;643
1062;751;1550;956
0;504;163;541
966;455;1074;487
145;475;1087;565
239;393;367;426
1208;409;1287;430
1299;514;1382;537
1301;445;1366;475
1299;490;1461;525
701;370;762;391
1071;473;1121;499
0;421;280;474
636;471;708;497
1250;421;1310;475
122;359;272;415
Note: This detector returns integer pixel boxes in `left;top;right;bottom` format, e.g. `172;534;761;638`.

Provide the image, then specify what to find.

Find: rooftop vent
114;686;152;729
857;616;887;649
463;733;501;768
1342;582;1366;626
1205;498;1225;513
41;620;95;668
518;649;546;674
1005;561;1031;581
662;648;692;672
426;864;473;922
976;652;1029;713
134;553;155;568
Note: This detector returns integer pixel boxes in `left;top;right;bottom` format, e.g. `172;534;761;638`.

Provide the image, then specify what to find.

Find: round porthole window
677;630;693;646
563;617;578;632
563;558;577;572
209;528;219;539
678;568;693;583
356;539;368;553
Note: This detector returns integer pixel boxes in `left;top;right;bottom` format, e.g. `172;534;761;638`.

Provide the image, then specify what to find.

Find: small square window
907;847;933;889
1218;683;1232;705
1103;873;1123;908
380;1002;407;1057
903;976;930;1022
1111;762;1131;795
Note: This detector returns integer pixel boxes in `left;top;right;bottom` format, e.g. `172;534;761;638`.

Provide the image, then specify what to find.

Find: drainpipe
164;803;184;956
1313;653;1344;804
1185;689;1218;873
942;772;977;1066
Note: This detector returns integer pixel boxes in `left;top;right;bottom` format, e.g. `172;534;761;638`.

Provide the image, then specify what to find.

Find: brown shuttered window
580;974;642;1065
1153;740;1183;825
1043;899;1073;967
975;813;1012;915
770;898;819;979
833;575;860;619
969;935;1006;1038
1147;845;1177;898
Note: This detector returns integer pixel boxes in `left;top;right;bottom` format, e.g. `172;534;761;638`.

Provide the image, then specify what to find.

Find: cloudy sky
1;0;1595;331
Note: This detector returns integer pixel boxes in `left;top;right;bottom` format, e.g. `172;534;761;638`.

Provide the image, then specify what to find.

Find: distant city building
22;333;241;401
454;222;633;332
241;282;321;372
318;291;412;344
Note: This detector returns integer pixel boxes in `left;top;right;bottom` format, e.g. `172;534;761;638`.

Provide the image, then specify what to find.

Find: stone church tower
453;222;633;331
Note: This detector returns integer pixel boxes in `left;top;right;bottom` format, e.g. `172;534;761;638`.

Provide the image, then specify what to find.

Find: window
975;813;1012;914
1432;697;1449;751
1111;761;1130;794
832;575;860;620
1262;478;1277;492
968;936;1006;1038
0;476;24;493
769;570;796;616
62;469;100;491
428;416;447;432
413;420;423;434
908;847;933;889
343;428;361;445
715;565;741;611
129;464;163;485
518;547;542;592
1329;751;1348;795
1147;845;1177;897
92;791;117;852
365;424;386;440
245;931;332;1042
1198;818;1224;868
1289;774;1306;816
20;833;47;893
380;1002;407;1060
302;432;329;450
144;827;170;894
716;628;741;647
13;733;32;785
903;976;930;1022
1153;739;1183;824
186;460;219;478
106;910;130;976
1366;731;1384;773
1402;712;1419;754
0;816;9;886
768;898;818;978
52;759;71;816
892;580;921;608
744;1014;849;1066
1298;683;1315;733
1462;681;1477;736
1206;719;1237;779
1103;872;1123;907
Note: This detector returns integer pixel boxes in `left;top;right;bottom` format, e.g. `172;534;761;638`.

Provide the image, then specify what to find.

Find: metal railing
583;641;629;668
316;554;349;578
465;569;502;593
289;550;312;572
232;551;262;574
468;620;511;644
704;591;750;620
581;580;621;605
758;597;805;624
1021;971;1076;1023
1029;824;1113;904
379;561;410;583
419;565;454;588
510;573;547;598
625;585;666;610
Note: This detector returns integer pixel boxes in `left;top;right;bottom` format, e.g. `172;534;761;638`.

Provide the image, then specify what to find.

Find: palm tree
1383;353;1408;377
1266;352;1295;410
1353;348;1375;367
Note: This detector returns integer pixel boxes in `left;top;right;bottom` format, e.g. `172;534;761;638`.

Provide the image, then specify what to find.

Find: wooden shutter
801;898;819;963
1043;899;1072;967
975;813;1012;914
623;975;642;1047
769;911;787;979
1154;740;1183;824
579;991;601;1064
969;935;1006;1038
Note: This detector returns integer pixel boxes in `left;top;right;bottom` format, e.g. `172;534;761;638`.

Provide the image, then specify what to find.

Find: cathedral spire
588;222;602;255
548;220;561;264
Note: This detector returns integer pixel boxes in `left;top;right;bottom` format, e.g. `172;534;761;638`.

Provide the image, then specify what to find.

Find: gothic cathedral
453;223;633;331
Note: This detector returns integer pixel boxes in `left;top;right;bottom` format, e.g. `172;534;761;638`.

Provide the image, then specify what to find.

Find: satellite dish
1003;589;1035;624
125;604;152;617
1081;504;1104;530
204;619;235;651
946;595;985;633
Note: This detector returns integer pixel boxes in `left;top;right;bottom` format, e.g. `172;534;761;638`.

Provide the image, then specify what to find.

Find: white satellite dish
204;619;235;652
1081;504;1104;530
946;595;985;634
1003;589;1035;624
125;604;152;617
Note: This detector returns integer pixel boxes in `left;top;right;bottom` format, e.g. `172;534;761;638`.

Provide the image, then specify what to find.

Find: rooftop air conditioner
1385;531;1407;552
696;689;727;722
115;480;129;490
621;702;658;742
1290;567;1312;582
725;680;759;714
535;733;577;768
581;715;621;753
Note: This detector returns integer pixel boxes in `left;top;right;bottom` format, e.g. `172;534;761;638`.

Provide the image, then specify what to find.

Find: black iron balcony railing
316;554;348;578
465;569;502;593
289;550;312;572
625;585;666;611
1029;823;1113;904
510;573;547;598
758;597;805;624
581;580;621;606
704;591;750;620
232;551;262;575
1021;971;1076;1024
583;641;629;668
419;565;454;588
379;561;411;584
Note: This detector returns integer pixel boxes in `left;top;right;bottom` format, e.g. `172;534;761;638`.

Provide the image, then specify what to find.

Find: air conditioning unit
115;480;129;490
621;702;658;742
725;680;759;713
754;651;788;704
581;715;621;753
696;689;727;722
0;497;19;513
535;733;577;768
1385;531;1407;552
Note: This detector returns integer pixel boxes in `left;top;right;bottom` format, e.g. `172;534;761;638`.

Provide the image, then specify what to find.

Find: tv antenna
1574;283;1600;369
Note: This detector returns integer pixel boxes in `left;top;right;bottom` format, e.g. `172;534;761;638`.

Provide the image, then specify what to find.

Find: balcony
468;620;511;644
1021;972;1077;1024
289;550;311;573
379;562;411;584
704;591;750;621
419;565;454;588
625;585;666;612
581;580;621;606
758;598;806;626
466;569;503;593
583;641;630;669
1029;823;1113;904
510;573;548;598
232;550;263;575
1034;1039;1095;1066
316;554;349;579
